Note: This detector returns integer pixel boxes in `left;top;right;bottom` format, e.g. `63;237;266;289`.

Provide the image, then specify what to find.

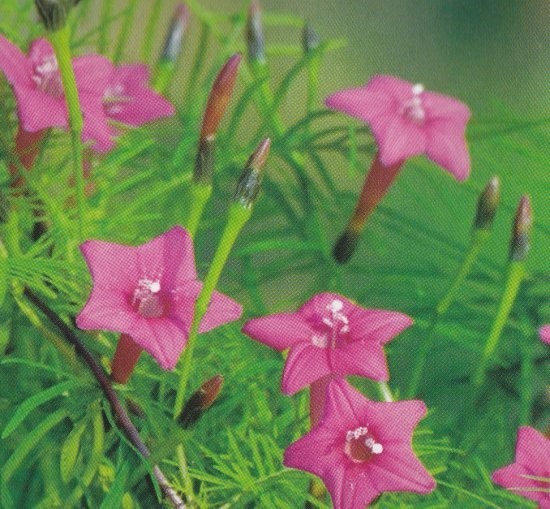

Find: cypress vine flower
242;292;412;394
492;426;550;508
539;325;549;345
284;379;436;509
76;226;242;378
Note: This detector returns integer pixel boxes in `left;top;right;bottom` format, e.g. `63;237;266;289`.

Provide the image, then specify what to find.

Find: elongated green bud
509;195;532;261
178;374;224;428
233;138;270;208
246;0;265;64
473;176;500;230
34;0;74;31
160;3;189;63
303;23;320;53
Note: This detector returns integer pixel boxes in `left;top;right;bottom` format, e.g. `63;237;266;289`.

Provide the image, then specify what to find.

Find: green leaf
0;253;8;308
60;418;87;483
99;462;130;509
1;379;85;439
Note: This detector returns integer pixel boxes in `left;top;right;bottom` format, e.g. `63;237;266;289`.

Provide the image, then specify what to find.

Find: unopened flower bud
160;3;189;63
473;176;500;230
193;135;216;185
34;0;73;31
233;138;270;208
178;374;224;428
303;23;321;53
333;230;360;264
509;195;532;261
246;0;265;64
200;54;242;139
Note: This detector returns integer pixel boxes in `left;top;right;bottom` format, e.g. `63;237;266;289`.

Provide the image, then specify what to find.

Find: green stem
141;0;163;63
152;60;175;94
113;0;138;63
472;261;525;387
406;229;490;398
48;24;85;241
98;0;113;54
173;203;252;418
185;183;213;239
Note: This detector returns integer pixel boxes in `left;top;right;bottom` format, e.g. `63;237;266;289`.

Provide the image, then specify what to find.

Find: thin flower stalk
153;3;190;94
407;176;500;397
174;138;270;417
472;196;532;388
46;23;86;240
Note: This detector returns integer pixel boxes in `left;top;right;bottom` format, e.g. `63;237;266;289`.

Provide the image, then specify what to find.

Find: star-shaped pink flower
325;74;471;181
492;426;550;508
242;292;412;394
284;379;436;509
76;226;242;370
83;63;175;152
540;325;550;345
0;36;110;133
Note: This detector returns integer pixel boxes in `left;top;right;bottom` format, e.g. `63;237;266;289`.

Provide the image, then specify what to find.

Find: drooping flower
242;292;412;394
0;36;109;133
326;74;471;180
83;63;176;152
284;379;436;509
326;75;472;263
492;426;550;508
540;325;550;345
76;226;242;371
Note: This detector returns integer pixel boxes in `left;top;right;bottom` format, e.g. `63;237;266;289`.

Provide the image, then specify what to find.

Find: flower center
31;55;64;97
132;278;165;318
310;299;350;349
344;426;383;463
400;83;426;124
103;83;132;115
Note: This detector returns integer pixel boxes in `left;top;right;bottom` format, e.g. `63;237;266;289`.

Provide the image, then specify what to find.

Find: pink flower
83;63;175;152
0;36;109;133
242;292;412;394
325;74;471;181
540;325;550;345
76;226;242;370
284;379;436;509
492;426;550;508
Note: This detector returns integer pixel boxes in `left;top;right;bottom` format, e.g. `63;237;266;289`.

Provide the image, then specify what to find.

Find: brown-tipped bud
473;176;500;230
246;0;265;64
233;138;270;208
178;374;223;428
34;0;73;31
303;23;321;53
200;54;242;139
333;229;360;264
193;134;215;185
160;3;190;63
509;195;532;261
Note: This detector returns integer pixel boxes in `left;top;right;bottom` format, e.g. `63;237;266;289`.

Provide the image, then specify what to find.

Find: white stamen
371;443;383;454
311;333;328;348
412;83;424;95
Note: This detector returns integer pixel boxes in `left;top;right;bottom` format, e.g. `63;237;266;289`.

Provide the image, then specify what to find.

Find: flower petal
330;342;389;381
242;313;315;351
199;290;243;333
539;325;550;345
14;87;67;132
376;116;426;167
365;399;428;443
322;379;366;426
340;466;381;509
349;309;413;344
423;90;471;124
76;287;136;333
492;462;548;506
74;54;113;94
325;87;394;125
80;239;139;294
426;118;470;181
281;342;331;394
371;443;436;494
0;34;31;84
515;426;550;472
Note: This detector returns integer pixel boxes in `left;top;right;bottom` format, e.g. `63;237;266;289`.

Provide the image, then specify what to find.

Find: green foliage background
0;0;548;507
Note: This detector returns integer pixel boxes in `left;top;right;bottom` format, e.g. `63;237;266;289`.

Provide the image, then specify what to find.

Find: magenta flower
242;292;412;394
83;63;175;152
540;325;550;345
325;74;471;180
76;226;242;371
492;426;550;508
0;36;109;133
284;379;436;509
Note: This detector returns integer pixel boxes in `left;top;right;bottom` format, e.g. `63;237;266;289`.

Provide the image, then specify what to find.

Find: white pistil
401;83;426;124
